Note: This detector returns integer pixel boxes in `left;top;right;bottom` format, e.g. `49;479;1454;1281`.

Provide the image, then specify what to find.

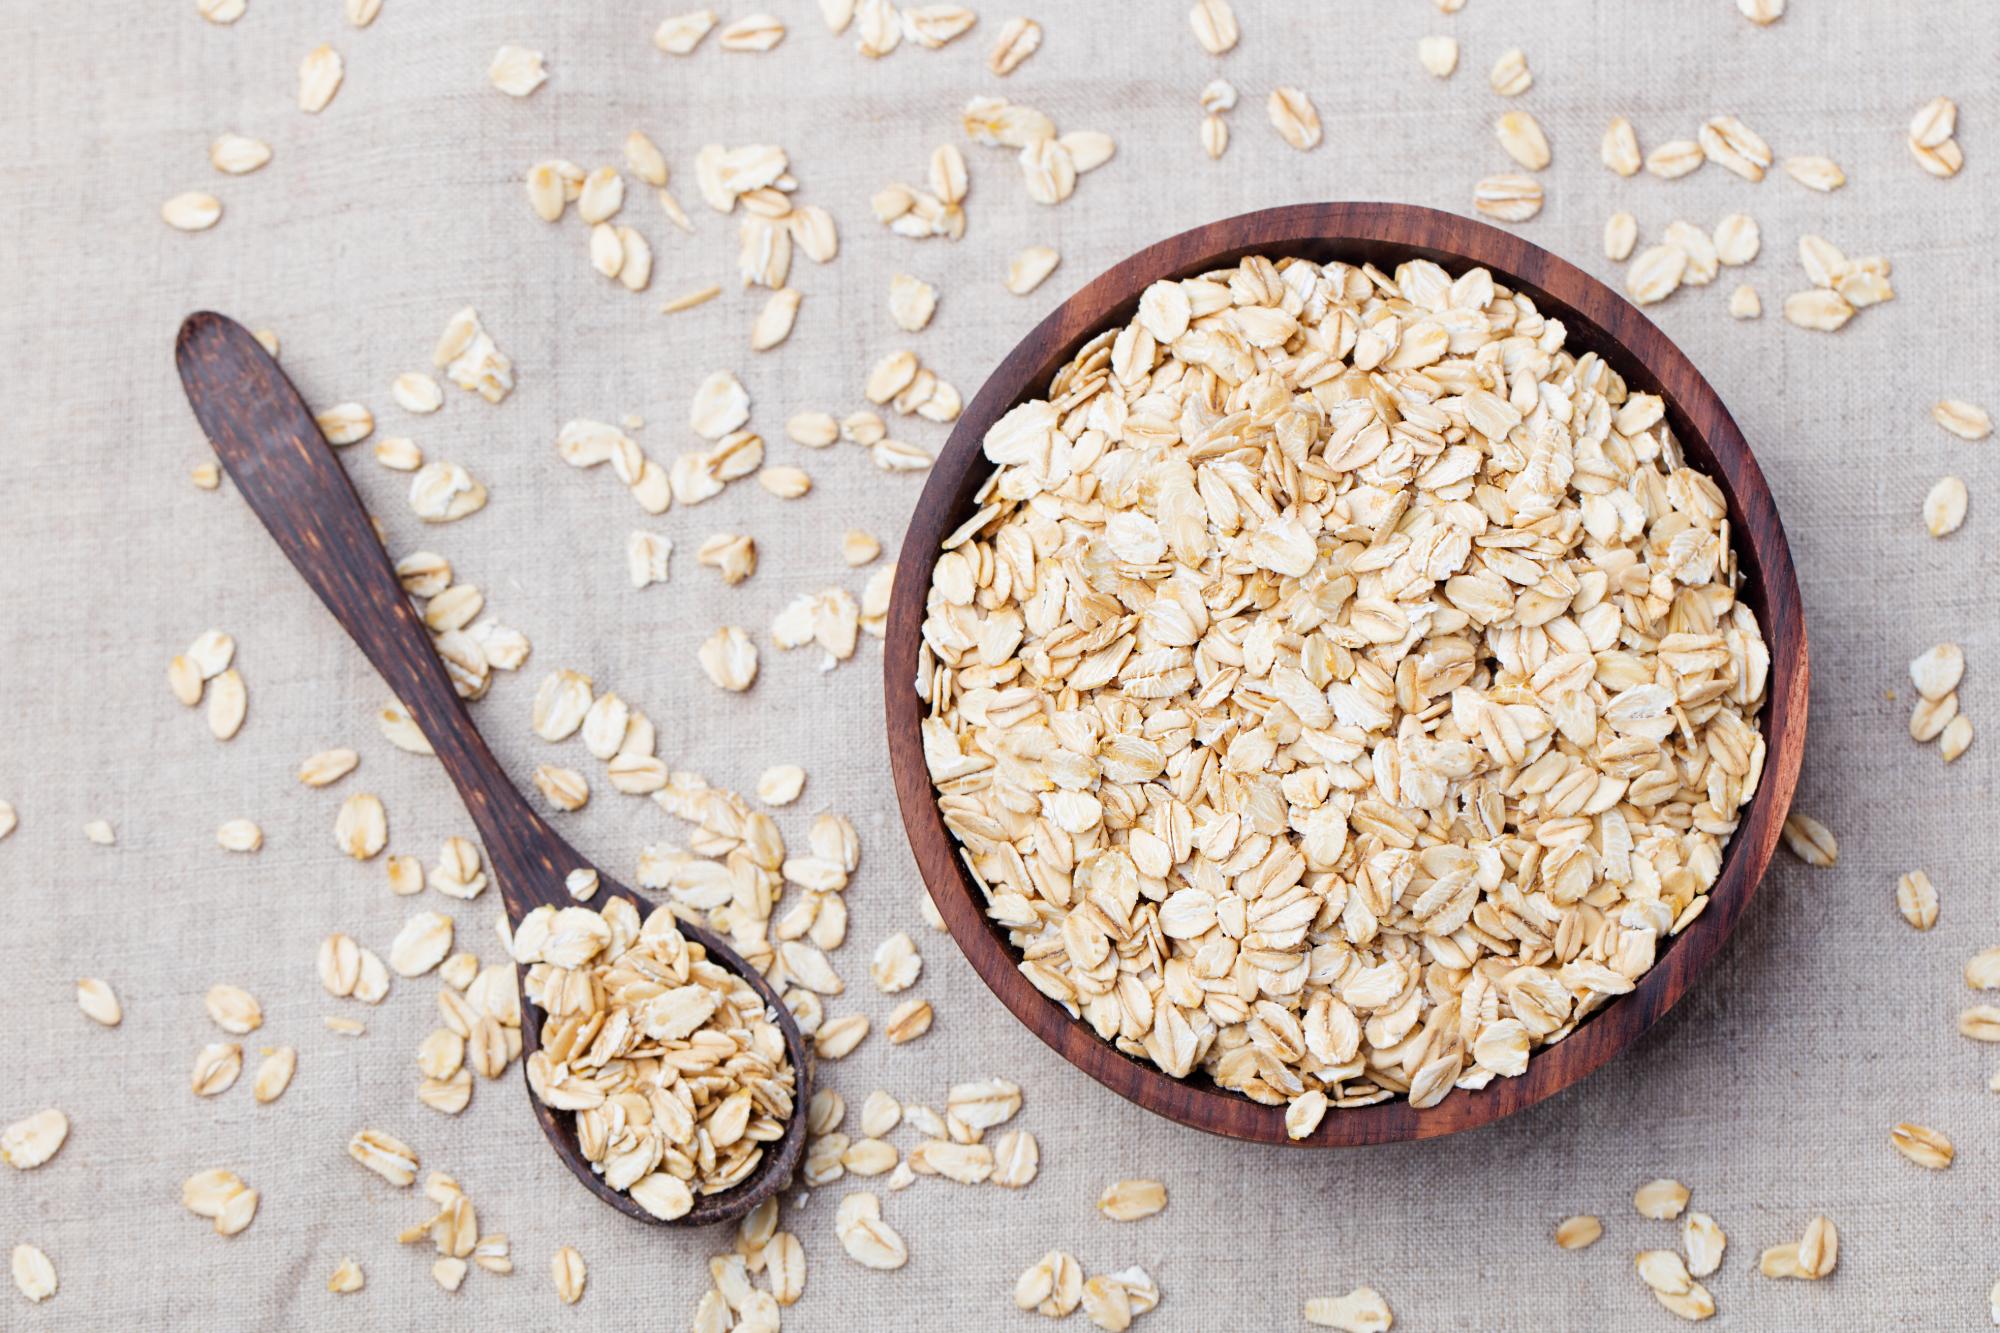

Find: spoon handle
175;310;577;917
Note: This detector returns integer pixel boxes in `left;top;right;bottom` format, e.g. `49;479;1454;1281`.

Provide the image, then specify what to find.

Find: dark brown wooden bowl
883;203;1808;1146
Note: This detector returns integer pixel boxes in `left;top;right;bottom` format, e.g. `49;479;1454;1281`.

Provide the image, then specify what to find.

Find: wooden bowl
884;203;1808;1146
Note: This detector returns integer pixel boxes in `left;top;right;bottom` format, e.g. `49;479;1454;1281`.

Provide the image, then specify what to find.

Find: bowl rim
883;201;1809;1147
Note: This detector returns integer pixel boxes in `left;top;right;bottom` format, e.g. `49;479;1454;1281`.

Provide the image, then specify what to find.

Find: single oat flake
163;192;222;232
1924;476;1969;537
1891;1121;1955;1169
1418;35;1457;78
1556;1215;1604;1250
1188;0;1239;55
1473;173;1542;223
1489;47;1531;96
11;1244;56;1303
488;45;548;96
1897;870;1940;930
1304;1288;1394;1332
1602;117;1642;177
1934;400;1993;441
210;134;271;175
299;45;344;113
76;977;122;1026
1781;813;1837;867
1267;87;1322;151
1635;1179;1691;1220
1;1109;68;1170
1098;1178;1167;1221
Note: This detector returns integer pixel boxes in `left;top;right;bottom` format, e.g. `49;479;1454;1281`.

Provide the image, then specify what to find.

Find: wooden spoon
175;310;810;1226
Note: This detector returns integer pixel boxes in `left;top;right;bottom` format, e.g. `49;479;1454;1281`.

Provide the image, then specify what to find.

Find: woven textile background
2;1;1995;1328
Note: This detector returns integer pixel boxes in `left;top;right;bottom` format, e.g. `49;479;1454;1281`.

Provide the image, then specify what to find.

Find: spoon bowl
176;311;810;1226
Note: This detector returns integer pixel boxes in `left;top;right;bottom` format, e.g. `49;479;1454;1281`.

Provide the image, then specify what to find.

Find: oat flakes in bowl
885;204;1807;1145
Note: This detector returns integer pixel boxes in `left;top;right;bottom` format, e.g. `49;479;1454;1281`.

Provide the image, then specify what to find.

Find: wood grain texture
175;311;809;1225
884;203;1809;1147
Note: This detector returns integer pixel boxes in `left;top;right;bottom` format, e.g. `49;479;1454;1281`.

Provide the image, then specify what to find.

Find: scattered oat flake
349;1129;419;1186
253;1046;297;1103
1784;156;1846;191
328;1258;364;1294
83;819;116;846
552;1246;587;1304
1891;1121;1955;1169
76;977;121;1026
1267;87;1321;150
1634;1178;1690;1220
757;764;806;806
1098;1178;1167;1221
1783;289;1854;332
889;273;938;332
1910;96;1957;149
1739;0;1784;22
1006;245;1060;295
299;46;344;113
989;16;1041;75
1713;213;1760;266
1188;0;1238;55
1961;1005;2000;1041
1556;1215;1603;1250
1898;870;1940;930
191;1042;243;1096
1781;813;1837;867
690;370;751;440
719;13;785;50
1925;476;1969;537
654;9;717;54
1;1109;68;1170
1489;47;1530;95
1602;117;1642;176
210;134;271;175
1935;400;1993;441
1495;111;1550;170
885;997;933;1043
1646;139;1704;179
1941;714;1975;763
11;1244;56;1302
1418;35;1457;78
205;984;263;1034
836;1193;908;1269
216;818;263;853
751;288;803;350
836;530;883;569
488;44;547;96
1684;1212;1727;1277
1797;1216;1839;1279
391;372;443;415
335;792;388;859
1604;212;1637;262
1304;1287;1394;1331
663;284;722;314
1473;173;1542;224
163;192;222;231
1700;114;1772;181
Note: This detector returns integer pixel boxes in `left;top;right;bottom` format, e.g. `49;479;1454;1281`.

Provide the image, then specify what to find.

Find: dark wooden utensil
176;311;809;1224
885;202;1809;1147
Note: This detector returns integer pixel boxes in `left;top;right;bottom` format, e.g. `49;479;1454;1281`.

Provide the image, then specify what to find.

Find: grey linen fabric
1;0;1995;1327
